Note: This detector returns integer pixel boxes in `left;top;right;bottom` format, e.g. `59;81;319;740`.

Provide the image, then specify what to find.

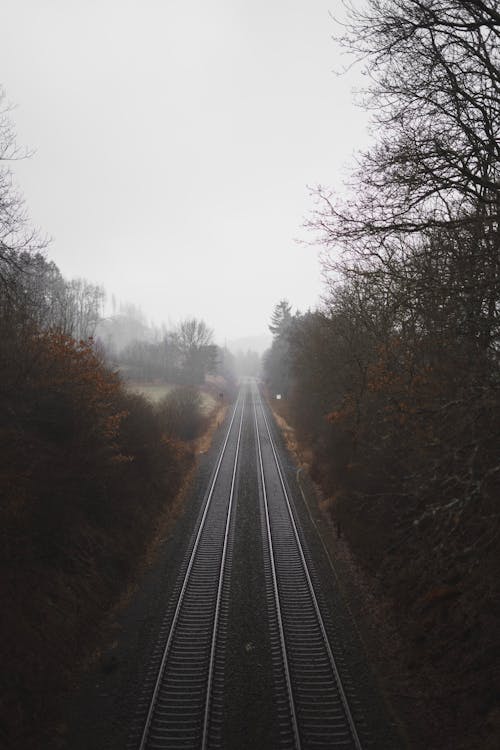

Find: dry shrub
157;385;208;442
0;329;193;747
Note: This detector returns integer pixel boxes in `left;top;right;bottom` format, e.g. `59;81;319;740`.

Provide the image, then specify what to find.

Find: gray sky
2;0;369;344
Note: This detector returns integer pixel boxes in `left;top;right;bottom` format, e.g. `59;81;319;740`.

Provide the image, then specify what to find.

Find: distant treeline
0;245;260;386
98;310;261;384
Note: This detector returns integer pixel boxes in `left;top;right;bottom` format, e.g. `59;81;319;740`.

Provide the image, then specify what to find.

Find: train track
130;382;365;749
131;392;245;750
252;383;363;750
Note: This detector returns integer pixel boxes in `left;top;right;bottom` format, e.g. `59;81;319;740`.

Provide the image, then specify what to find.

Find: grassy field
199;391;217;415
125;382;174;403
125;382;217;414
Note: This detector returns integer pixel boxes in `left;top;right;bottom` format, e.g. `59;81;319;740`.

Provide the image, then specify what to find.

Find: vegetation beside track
0;325;226;749
262;3;500;745
266;386;500;750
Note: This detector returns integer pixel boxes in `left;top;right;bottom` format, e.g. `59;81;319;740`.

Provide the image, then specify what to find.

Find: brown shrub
0;329;193;747
157;385;208;441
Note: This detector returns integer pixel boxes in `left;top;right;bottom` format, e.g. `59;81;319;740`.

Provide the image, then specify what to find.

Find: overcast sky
1;0;369;344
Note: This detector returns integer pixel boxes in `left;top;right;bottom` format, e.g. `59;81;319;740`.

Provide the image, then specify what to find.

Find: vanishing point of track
131;382;365;749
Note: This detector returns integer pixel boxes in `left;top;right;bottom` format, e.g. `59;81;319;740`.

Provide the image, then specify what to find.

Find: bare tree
307;0;500;358
0;87;44;298
63;278;105;341
172;318;217;384
309;1;500;245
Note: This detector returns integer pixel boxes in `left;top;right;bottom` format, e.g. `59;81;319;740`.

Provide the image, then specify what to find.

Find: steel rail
254;383;363;750
252;395;302;750
200;396;244;749
137;391;244;750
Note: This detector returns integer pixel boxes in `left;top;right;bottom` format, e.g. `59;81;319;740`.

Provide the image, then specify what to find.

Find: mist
1;0;369;343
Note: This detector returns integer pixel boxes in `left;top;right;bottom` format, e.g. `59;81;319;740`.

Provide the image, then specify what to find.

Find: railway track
131;393;245;750
130;382;366;749
253;384;363;750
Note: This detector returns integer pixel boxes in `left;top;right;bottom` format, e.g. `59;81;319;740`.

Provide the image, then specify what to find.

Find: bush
0;327;194;747
157;385;208;441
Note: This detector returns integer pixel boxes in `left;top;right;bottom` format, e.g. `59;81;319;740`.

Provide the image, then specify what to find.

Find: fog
1;0;369;344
